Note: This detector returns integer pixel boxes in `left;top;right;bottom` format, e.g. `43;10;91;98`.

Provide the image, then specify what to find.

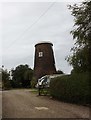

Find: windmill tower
34;41;56;80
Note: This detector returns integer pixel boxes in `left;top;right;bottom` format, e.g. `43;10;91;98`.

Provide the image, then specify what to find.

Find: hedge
50;72;90;105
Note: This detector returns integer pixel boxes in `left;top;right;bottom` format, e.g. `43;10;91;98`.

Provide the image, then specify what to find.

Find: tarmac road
2;89;90;118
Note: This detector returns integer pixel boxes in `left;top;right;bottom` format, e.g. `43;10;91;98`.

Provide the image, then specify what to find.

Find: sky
0;0;83;74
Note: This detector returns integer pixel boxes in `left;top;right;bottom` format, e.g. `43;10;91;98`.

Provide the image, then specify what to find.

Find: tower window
39;52;43;57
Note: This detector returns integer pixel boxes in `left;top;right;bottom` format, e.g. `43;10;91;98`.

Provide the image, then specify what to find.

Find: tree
11;64;33;88
2;69;11;90
66;0;91;73
24;69;33;87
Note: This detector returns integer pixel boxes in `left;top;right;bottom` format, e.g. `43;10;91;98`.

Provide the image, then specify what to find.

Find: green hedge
50;72;90;105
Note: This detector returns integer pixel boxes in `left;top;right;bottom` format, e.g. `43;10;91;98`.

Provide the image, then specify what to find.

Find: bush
31;77;37;88
2;80;11;90
50;72;90;105
2;70;12;90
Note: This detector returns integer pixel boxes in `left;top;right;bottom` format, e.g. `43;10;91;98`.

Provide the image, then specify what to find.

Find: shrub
2;70;12;90
31;77;37;88
50;72;90;105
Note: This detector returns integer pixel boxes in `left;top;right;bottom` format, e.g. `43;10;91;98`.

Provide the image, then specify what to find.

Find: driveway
0;91;2;120
2;89;90;118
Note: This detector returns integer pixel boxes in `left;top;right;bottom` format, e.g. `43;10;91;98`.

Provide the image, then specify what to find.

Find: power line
5;2;55;51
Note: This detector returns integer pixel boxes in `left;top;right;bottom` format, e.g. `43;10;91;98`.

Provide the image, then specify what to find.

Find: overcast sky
0;1;83;74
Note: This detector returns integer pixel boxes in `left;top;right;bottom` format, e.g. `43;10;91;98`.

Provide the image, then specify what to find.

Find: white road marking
35;107;49;110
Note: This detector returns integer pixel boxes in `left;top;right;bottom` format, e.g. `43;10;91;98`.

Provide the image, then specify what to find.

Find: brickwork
34;42;56;80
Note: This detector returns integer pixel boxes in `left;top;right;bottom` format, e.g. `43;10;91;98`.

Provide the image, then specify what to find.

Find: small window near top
39;52;43;57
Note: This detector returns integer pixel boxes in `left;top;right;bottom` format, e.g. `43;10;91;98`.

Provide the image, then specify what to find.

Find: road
0;91;2;120
2;89;90;119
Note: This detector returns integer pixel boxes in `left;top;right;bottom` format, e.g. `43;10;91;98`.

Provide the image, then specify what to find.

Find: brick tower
34;41;56;80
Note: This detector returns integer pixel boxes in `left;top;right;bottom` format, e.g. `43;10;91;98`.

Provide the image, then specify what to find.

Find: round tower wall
34;42;56;80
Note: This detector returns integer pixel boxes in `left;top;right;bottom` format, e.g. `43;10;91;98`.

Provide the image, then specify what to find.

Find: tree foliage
66;0;91;73
2;69;11;90
11;64;33;88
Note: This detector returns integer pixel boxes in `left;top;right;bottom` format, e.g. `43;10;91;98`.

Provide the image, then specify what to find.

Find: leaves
2;70;11;90
67;1;91;73
11;64;33;88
